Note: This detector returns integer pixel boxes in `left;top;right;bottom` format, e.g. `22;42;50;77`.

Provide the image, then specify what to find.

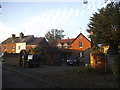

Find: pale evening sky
0;0;118;43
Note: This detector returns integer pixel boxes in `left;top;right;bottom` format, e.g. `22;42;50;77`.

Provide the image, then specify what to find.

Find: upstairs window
64;46;68;49
57;43;62;48
63;43;68;49
4;46;7;50
12;46;15;51
79;42;83;48
12;46;15;49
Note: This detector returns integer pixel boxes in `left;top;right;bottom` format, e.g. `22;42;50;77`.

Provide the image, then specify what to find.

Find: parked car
67;56;80;65
27;54;41;67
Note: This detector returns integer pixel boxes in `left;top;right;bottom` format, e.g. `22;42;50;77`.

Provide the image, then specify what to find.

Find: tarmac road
2;60;80;88
2;67;55;88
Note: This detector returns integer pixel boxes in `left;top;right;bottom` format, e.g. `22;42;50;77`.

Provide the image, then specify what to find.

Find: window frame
79;42;83;48
18;46;20;50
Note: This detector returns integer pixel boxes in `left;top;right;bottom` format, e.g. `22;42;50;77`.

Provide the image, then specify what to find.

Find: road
2;59;80;88
3;67;55;88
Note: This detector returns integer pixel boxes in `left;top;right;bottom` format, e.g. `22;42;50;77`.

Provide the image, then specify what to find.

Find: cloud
0;22;19;43
21;1;108;39
21;7;81;38
0;1;109;44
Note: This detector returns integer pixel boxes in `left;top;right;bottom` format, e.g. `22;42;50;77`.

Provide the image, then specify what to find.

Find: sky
0;0;118;43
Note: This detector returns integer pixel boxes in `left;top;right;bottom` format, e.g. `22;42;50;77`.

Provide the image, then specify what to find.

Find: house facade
51;33;91;51
1;32;48;53
51;33;92;64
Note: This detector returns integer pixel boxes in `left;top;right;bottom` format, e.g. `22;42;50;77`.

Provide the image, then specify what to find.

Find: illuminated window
79;42;83;48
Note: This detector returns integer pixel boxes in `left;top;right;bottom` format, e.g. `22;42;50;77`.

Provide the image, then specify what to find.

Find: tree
87;2;120;54
45;29;65;44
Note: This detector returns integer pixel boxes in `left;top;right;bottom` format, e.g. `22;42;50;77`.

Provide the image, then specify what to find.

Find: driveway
26;62;80;74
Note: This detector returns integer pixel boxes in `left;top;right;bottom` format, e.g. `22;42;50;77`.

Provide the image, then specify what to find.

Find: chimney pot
12;34;15;40
20;32;24;39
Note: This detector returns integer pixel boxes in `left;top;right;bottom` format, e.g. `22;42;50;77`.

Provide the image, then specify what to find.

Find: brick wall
26;45;33;51
83;48;92;64
1;43;16;53
69;34;91;51
3;53;19;66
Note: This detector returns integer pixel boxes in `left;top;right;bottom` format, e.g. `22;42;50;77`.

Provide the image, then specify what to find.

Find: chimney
20;32;24;39
12;34;15;40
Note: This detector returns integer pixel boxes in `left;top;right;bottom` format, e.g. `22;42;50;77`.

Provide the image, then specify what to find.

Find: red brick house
51;33;91;64
1;32;48;53
51;33;91;51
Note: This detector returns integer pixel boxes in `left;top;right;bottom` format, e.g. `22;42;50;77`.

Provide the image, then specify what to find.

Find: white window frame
12;46;15;51
79;42;83;48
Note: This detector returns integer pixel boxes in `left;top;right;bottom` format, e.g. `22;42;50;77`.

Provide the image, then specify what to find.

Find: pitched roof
1;35;47;46
51;38;74;47
51;33;91;47
2;35;34;44
71;33;91;43
27;37;47;45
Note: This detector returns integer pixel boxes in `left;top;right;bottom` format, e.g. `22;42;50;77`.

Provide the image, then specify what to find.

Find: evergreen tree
87;2;120;54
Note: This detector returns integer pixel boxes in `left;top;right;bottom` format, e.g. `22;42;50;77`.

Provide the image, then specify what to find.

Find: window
79;52;84;58
18;46;20;50
63;43;68;49
79;42;83;48
4;46;7;51
12;46;14;49
58;46;62;48
12;46;15;51
57;43;62;48
64;46;68;49
4;46;6;50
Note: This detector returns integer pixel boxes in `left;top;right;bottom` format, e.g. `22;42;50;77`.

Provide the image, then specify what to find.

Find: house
1;32;48;53
51;33;91;62
51;33;91;51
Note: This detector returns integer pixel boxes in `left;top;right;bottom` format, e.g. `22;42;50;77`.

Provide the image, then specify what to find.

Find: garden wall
3;53;19;66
